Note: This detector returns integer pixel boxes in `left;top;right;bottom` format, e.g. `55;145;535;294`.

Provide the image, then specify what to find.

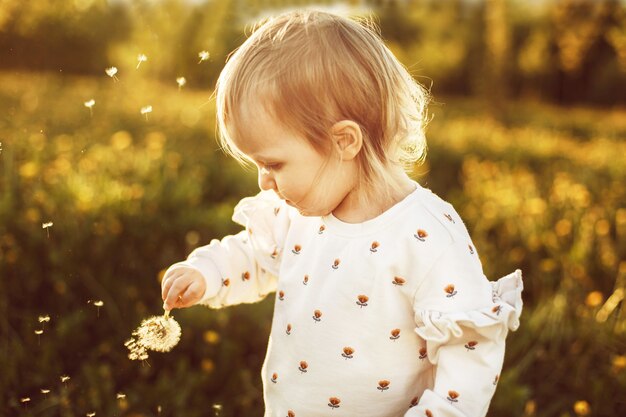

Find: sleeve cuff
405;389;468;417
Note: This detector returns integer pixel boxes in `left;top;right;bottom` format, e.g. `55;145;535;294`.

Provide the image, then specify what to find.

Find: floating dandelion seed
116;393;126;399
140;105;153;121
105;66;119;81
34;329;43;345
136;53;148;69
42;222;53;238
84;99;95;116
93;300;104;317
39;315;51;329
198;50;210;63
176;76;186;90
125;312;181;361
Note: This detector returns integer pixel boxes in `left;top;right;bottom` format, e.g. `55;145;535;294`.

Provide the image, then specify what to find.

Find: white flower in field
116;393;126;399
136;53;148;69
20;397;31;403
40;388;50;395
198;50;210;63
60;375;70;383
87;412;96;417
38;315;50;323
125;314;182;361
176;76;186;89
105;66;119;80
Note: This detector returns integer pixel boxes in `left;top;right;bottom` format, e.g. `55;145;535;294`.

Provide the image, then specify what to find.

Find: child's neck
331;174;416;223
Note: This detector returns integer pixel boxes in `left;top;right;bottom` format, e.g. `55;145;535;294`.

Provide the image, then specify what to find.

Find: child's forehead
229;100;293;158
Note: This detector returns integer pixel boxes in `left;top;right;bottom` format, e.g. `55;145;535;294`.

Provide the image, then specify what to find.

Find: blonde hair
215;10;430;204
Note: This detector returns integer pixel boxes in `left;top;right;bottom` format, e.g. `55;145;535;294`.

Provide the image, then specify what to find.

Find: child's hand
161;267;207;311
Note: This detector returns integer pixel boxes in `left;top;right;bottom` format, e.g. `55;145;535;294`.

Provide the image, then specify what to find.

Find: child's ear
330;120;363;161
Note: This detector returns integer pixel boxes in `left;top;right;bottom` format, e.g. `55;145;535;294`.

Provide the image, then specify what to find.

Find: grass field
0;71;624;417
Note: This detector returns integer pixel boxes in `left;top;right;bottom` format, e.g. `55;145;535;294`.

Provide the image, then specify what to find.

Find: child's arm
407;240;523;417
162;191;291;310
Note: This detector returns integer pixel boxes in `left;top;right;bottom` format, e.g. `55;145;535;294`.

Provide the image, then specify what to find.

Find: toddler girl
161;10;523;417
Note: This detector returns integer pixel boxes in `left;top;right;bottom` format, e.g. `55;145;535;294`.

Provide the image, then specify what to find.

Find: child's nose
258;169;276;192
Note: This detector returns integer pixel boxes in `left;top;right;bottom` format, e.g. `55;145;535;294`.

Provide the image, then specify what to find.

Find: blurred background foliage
0;0;624;416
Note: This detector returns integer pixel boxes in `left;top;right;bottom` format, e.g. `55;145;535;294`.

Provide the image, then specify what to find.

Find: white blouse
167;183;523;417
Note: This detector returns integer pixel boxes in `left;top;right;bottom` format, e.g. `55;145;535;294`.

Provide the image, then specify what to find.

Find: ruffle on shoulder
232;191;291;276
414;269;523;363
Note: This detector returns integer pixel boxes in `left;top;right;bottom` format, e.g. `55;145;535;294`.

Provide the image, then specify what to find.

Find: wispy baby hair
215;10;430;199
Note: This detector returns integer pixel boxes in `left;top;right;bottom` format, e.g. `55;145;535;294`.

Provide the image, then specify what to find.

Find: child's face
232;101;357;217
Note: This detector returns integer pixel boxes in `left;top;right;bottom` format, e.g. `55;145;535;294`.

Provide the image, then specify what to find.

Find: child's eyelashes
259;162;282;173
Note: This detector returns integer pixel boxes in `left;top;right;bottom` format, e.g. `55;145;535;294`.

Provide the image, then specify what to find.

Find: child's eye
263;163;282;171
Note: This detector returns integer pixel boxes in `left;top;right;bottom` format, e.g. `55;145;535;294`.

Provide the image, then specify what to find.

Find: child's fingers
178;280;205;307
161;269;185;301
164;275;193;310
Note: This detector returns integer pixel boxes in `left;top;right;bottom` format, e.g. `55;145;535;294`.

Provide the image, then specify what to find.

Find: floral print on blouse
166;182;523;417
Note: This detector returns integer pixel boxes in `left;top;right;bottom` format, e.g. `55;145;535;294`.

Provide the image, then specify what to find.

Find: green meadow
1;71;624;417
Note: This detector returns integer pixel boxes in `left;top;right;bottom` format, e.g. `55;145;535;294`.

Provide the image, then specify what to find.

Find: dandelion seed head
126;314;181;360
116;393;126;399
140;106;153;115
84;99;95;109
60;375;70;382
42;222;53;229
20;397;31;403
105;67;118;77
176;77;187;88
40;388;50;394
87;412;96;417
135;315;181;352
93;300;104;307
198;50;210;62
34;329;43;335
38;315;50;323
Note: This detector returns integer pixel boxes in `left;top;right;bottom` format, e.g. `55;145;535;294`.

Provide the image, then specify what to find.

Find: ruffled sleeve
414;269;523;363
231;190;291;277
165;191;291;309
406;238;523;417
